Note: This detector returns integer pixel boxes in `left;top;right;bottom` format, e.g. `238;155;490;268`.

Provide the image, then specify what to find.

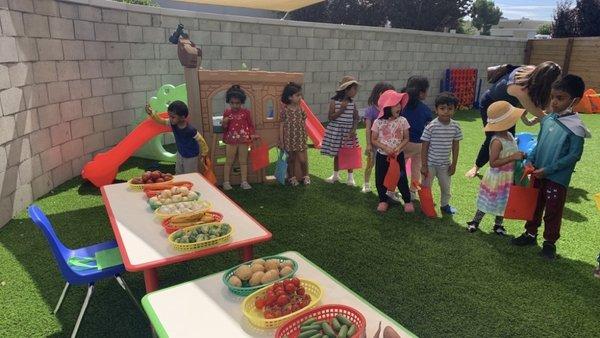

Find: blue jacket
529;113;587;187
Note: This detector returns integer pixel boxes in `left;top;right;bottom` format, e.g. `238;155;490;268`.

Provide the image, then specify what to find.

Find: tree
537;23;552;35
470;0;502;35
457;19;478;34
577;0;600;37
552;0;600;37
552;1;579;37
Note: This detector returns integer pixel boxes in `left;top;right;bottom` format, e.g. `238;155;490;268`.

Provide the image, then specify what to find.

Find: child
146;101;209;175
371;89;413;213
362;82;395;193
595;253;600;278
401;76;434;198
466;101;525;234
512;75;590;259
279;82;309;186
321;76;360;186
420;92;463;215
221;85;258;190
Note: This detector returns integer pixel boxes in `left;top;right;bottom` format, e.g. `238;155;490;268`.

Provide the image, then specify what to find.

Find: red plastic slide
301;99;325;149
81;113;171;187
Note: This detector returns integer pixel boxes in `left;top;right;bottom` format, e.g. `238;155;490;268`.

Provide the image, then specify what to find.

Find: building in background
490;17;550;39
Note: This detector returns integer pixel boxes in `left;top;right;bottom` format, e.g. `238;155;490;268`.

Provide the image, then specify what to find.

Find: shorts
176;153;198;174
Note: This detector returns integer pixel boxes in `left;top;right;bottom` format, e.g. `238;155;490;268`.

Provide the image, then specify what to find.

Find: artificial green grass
1;110;599;337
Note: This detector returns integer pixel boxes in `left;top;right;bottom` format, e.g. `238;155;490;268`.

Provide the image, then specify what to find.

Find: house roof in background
171;0;324;12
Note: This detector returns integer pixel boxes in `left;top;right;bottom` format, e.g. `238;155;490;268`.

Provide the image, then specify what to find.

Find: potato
234;265;252;281
253;258;266;266
250;263;265;273
265;259;279;271
279;260;294;269
249;271;264;286
260;270;278;285
279;266;293;277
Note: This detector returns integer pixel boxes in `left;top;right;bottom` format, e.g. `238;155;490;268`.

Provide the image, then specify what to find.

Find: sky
496;0;561;21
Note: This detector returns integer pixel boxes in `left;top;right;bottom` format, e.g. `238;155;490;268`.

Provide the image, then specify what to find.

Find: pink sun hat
377;90;409;117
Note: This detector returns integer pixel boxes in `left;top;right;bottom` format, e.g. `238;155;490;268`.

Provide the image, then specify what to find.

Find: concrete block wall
0;0;525;226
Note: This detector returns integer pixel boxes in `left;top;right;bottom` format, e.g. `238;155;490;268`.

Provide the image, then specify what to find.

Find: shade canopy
171;0;324;12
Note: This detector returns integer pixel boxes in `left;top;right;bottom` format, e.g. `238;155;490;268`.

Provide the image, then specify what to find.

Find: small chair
27;205;143;338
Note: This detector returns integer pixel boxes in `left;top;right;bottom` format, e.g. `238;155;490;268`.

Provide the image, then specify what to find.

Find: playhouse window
265;99;275;120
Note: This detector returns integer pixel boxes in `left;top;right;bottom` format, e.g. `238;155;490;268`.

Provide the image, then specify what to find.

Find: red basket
274;304;366;338
161;211;223;234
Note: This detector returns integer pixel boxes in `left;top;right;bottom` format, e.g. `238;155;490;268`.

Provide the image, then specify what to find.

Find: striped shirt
421;118;463;166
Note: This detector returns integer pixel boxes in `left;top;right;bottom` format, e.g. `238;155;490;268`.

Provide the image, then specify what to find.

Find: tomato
274;286;284;294
276;294;290;306
296;286;306;296
291;303;300;312
255;298;266;310
264;311;274;319
281;306;291;316
284;283;296;293
291;277;300;287
273;308;282;318
276;290;287;298
266;291;277;305
273;282;283;290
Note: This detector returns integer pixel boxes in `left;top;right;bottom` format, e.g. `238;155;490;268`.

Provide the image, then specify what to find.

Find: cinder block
58;2;78;19
158;44;176;59
0;165;18;198
0;145;5;173
33;0;58;16
47;82;68;105
232;32;252;47
131;43;154;59
298;28;314;37
128;12;151;26
0;116;16;145
29;128;51;155
8;0;33;12
314;50;330;61
49;17;74;39
260;48;279;60
221;46;241;60
104;126;126;147
0;87;25;115
93;113;112;132
112;109;134;128
168;59;182;74
142;26;164;43
289;37;306;49
0;65;9;90
12;183;33;215
50;122;71;146
280;26;297;36
56;61;80;81
78;5;101;22
94;22;118;41
68;80;91;100
79;60;101;79
112;76;132;93
123;60;145;76
0;9;24;36
259;25;278;35
146;59;169;75
123;91;146;109
84;41;106;60
91;78;112;96
5;136;31;168
101;60;123;77
62;40;85;60
0;36;18;62
81;97;104;116
60;138;83;162
118;25;142;42
17;156;36;185
70;117;93;139
102;8;127;24
15;109;39;136
252;34;270;47
37;103;60;128
106;42;130;59
202;45;220;59
32;172;52;199
132;75;155;91
70;153;91;178
83;132;104;154
51;161;72;187
59;100;82;122
74;20;94;40
15;37;37;62
37;38;63;61
323;38;339;50
102;94;124;113
23;13;49;37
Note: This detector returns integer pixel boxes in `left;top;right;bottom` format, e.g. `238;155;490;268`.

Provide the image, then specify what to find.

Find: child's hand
511;151;526;161
532;168;545;178
145;104;153;116
449;163;457;176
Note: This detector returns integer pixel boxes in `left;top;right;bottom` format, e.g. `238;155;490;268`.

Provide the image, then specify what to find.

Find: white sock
347;172;354;180
331;171;339;179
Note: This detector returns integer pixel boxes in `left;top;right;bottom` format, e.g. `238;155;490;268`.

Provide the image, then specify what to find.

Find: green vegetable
347;325;357;336
332;318;341;331
299;330;320;338
301;324;322;332
337;325;348;338
322;322;336;337
309;334;322;338
302;318;317;326
336;315;352;326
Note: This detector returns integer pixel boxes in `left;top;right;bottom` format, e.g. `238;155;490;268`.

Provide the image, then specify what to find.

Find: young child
401;76;434;198
146;101;209;175
279;82;309;186
362;82;395;193
420;92;463;215
371;89;413;213
221;85;257;190
512;75;590;259
321;76;360;186
466;101;525;234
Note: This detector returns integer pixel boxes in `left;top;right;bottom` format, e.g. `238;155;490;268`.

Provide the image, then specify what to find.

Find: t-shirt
171;123;200;158
222;108;255;144
402;101;433;143
420;118;463;166
480;67;522;115
371;116;410;155
364;105;379;123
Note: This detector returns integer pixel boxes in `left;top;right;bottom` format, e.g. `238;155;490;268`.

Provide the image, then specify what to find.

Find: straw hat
484;101;525;132
378;90;409;111
337;76;359;91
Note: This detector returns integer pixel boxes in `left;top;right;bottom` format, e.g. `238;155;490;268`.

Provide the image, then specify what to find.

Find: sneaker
362;183;371;193
539;241;557;259
511;232;537;246
346;177;356;187
303;176;311;185
593;267;600;279
222;181;232;190
325;175;339;184
466;221;479;233
493;225;507;236
289;177;299;186
410;190;418;201
440;205;457;215
240;181;252;190
404;202;415;213
465;166;479;178
386;191;402;203
377;202;389;212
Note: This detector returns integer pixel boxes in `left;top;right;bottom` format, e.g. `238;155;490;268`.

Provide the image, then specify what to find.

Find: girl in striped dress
321;76;360;186
467;101;525;235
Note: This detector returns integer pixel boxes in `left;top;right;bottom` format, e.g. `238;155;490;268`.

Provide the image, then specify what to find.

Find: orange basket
275;304;366;338
161;211;224;234
143;181;194;197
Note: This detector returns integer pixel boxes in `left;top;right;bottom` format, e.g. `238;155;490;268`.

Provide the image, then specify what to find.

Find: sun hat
337;75;360;91
378;90;409;111
484;101;525;132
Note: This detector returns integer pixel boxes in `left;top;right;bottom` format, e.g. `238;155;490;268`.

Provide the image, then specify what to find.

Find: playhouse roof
171;0;324;12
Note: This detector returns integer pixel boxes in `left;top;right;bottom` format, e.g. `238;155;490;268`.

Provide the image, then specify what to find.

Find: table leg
143;269;159;292
241;245;253;262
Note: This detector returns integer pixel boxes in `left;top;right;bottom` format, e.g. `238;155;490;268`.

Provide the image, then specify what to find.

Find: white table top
142;251;416;338
101;173;272;271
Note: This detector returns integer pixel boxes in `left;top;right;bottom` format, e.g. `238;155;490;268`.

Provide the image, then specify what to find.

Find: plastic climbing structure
441;68;479;109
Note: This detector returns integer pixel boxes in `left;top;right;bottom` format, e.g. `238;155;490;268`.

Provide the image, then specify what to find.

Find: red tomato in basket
264;310;274;319
296;286;306;296
276;294;290;306
255;298;266;310
266;291;277;305
291;277;300;287
284;282;296;293
281;305;292;316
273;282;283;290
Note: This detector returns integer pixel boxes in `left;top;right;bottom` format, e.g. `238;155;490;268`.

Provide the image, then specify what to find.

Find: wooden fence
525;37;600;90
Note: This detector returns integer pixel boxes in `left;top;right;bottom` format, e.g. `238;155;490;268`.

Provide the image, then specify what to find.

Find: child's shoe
386;191;402;203
440;205;457;215
222;181;232;191
289;177;299;186
362;183;371;193
325;174;339;183
404;202;415;213
346;177;356;187
493;225;507;236
303;176;311;185
377;202;388;212
410;190;418;201
511;232;537;246
539;241;556;259
466;221;479;233
240;181;252;190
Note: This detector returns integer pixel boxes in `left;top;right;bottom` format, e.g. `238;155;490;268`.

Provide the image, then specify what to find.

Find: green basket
222;255;299;297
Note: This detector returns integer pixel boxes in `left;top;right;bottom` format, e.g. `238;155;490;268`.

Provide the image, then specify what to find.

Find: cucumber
337;325;348;338
336;315;353;326
332;318;341;331
299;330;320;338
347;325;357;336
322;322;336;337
301;324;323;332
302;318;317;326
309;334;323;338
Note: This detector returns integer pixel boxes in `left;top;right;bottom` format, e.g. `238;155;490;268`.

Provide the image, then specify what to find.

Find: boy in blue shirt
512;75;591;259
146;101;209;174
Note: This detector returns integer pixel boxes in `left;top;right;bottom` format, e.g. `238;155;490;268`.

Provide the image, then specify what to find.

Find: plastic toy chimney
177;35;202;68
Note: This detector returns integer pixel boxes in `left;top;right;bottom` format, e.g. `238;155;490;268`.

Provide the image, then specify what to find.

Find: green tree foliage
552;0;600;37
537;23;552;35
470;0;502;35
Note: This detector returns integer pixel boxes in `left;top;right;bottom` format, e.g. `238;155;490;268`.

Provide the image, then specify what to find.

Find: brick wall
0;0;526;226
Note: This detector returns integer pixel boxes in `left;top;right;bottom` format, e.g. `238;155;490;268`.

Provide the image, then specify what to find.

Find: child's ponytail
402;76;429;109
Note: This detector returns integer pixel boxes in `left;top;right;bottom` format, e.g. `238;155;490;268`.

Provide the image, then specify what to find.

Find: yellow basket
241;279;323;329
154;200;212;219
127;177;174;191
167;222;233;251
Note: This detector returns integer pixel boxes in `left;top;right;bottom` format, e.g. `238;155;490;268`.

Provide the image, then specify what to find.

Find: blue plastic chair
27;205;143;338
